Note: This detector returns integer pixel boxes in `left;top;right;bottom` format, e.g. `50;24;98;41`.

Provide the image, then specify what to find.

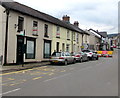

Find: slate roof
97;32;107;38
0;1;85;34
108;33;119;38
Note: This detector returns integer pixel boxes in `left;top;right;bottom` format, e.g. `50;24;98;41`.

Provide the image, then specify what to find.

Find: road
1;50;118;96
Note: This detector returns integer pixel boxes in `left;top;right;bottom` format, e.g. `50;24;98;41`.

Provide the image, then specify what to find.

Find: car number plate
53;60;58;63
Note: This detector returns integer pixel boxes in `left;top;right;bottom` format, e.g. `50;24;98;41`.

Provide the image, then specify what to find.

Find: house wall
5;10;53;64
51;25;82;53
1;6;84;64
88;34;96;50
52;26;72;53
0;5;6;65
83;34;87;43
0;6;3;59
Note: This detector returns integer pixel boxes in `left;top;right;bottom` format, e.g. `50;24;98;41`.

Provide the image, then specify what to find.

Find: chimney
74;21;79;27
62;15;70;23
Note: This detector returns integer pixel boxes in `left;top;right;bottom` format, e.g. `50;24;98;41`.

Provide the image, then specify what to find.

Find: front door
56;42;59;52
17;36;24;64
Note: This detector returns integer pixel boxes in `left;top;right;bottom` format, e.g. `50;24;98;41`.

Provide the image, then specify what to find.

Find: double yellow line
0;68;34;76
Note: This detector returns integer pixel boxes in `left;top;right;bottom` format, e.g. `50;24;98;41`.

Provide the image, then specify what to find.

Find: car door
82;52;86;61
68;52;74;63
67;52;73;63
84;53;88;61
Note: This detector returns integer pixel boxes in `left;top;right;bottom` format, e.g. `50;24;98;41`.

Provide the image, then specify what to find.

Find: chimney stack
62;15;70;23
74;21;79;27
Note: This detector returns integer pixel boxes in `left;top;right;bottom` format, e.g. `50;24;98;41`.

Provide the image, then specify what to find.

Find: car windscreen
52;52;61;57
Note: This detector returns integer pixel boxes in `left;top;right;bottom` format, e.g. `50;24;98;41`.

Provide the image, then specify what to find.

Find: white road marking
0;88;21;95
43;73;71;82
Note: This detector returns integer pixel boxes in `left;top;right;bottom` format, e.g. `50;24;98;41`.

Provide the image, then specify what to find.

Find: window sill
44;35;49;38
26;58;35;59
32;34;38;36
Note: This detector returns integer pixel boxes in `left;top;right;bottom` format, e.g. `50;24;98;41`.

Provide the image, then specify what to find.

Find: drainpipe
82;33;84;45
4;9;9;65
81;33;84;50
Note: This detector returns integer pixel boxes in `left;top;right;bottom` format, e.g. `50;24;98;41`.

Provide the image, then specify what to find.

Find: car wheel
80;58;83;63
93;57;96;60
50;62;54;65
73;59;76;64
64;60;68;65
96;56;99;60
87;57;89;61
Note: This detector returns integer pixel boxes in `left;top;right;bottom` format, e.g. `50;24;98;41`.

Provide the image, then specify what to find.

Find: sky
13;0;119;34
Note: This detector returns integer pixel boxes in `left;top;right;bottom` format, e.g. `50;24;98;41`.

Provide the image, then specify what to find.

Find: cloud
14;0;119;34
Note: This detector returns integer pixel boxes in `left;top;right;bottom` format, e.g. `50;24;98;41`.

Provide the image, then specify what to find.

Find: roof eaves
1;2;85;34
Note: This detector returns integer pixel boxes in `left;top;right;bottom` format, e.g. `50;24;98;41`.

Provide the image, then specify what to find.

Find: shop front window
44;40;51;58
26;38;36;59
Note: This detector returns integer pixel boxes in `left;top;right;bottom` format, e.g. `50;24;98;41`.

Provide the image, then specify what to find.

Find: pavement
0;62;50;73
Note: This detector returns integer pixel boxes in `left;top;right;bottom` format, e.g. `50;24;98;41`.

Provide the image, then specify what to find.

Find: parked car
82;50;99;60
50;52;76;65
79;52;89;62
71;52;88;62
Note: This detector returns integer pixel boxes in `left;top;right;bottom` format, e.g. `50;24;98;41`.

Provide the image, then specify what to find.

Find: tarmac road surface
1;50;118;96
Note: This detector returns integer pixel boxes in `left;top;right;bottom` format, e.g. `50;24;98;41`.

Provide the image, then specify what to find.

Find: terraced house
0;1;87;65
51;15;85;54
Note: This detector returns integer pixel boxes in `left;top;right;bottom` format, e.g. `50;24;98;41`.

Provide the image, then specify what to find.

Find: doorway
56;42;59;52
17;36;24;64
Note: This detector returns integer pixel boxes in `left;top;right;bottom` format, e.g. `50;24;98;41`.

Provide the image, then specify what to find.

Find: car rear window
82;50;90;52
52;52;61;57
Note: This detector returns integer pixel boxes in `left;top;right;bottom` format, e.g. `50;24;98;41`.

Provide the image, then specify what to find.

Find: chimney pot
74;21;79;27
62;15;70;23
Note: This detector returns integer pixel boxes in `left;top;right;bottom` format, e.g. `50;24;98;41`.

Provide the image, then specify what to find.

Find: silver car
71;52;88;62
50;52;76;65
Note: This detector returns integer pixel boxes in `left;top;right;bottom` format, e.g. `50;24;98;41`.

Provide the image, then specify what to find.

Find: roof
88;29;101;38
88;29;108;38
97;32;107;38
1;1;84;34
108;33;119;38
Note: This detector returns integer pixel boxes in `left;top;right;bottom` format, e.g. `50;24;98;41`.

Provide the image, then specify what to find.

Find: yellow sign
81;46;84;48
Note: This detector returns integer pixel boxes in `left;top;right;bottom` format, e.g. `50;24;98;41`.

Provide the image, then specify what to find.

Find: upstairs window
18;16;24;32
44;24;49;37
76;33;79;43
66;44;70;52
73;32;75;41
67;30;70;40
32;21;38;36
56;26;60;38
